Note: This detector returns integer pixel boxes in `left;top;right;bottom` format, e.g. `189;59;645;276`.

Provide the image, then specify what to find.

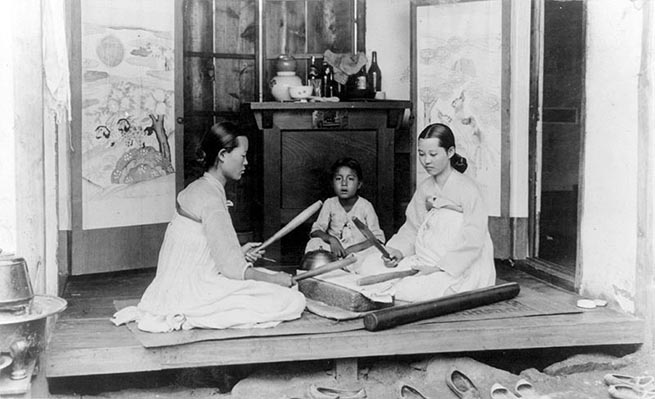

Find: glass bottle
322;61;333;97
367;51;382;92
308;56;321;97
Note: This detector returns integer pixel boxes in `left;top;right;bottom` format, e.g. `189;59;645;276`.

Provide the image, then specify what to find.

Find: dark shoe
446;368;481;399
399;383;428;399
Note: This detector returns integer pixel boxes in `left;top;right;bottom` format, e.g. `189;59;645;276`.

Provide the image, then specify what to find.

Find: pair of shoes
605;374;655;391
446;368;481;399
490;384;519;399
308;384;367;399
399;383;428;399
608;384;655;399
514;379;541;398
491;379;541;399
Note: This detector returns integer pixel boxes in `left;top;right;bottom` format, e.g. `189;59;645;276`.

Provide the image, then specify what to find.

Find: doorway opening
527;0;585;289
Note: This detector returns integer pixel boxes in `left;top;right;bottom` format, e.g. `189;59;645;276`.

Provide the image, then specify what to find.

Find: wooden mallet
256;200;323;252
293;255;357;282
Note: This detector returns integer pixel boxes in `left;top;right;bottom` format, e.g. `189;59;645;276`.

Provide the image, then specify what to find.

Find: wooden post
636;0;655;351
183;0;214;184
335;358;358;384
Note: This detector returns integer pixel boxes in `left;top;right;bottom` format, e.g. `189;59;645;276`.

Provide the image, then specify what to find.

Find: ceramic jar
270;54;302;102
275;54;297;72
270;72;302;102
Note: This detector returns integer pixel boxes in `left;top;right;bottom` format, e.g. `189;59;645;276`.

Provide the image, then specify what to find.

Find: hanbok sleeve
438;184;489;277
201;205;251;280
309;200;331;234
386;188;425;257
180;182;251;280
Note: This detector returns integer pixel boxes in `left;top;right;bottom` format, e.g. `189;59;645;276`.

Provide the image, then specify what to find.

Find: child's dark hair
330;157;363;180
418;123;468;173
197;122;242;171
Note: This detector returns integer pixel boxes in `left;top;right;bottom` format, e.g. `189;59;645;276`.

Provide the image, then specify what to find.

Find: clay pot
275;54;297;73
0;256;33;312
270;72;302;102
300;250;337;271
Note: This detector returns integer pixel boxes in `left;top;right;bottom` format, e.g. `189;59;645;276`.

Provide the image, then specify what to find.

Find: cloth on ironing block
315;269;394;303
297;269;394;312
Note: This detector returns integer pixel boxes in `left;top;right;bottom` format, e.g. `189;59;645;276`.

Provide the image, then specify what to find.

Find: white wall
366;0;530;219
0;2;17;255
580;0;642;312
365;0;410;101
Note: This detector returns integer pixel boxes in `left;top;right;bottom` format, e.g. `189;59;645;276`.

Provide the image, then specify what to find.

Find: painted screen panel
416;1;501;216
81;0;176;229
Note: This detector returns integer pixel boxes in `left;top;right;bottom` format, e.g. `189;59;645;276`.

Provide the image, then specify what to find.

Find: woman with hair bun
112;122;305;332
355;123;495;302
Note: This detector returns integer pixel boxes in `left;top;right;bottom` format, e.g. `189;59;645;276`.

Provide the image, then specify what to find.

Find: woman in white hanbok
112;122;305;332
355;123;495;302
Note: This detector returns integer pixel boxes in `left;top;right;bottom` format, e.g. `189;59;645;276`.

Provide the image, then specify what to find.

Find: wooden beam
636;0;655;351
46;310;643;378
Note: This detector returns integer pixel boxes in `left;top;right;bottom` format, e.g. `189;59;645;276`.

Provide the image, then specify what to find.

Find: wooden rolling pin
363;282;520;331
356;269;419;286
293;255;357;282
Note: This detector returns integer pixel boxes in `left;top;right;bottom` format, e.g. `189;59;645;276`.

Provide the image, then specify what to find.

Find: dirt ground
46;345;654;399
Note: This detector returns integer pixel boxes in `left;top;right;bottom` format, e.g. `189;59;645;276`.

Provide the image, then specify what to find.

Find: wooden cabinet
250;101;411;263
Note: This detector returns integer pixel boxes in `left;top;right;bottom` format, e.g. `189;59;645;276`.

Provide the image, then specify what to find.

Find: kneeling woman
113;122;305;332
355;123;495;302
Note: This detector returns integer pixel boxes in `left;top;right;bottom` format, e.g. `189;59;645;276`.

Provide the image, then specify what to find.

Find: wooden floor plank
46;264;645;378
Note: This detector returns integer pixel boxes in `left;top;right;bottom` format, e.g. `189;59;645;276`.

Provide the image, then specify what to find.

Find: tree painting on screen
416;1;502;217
80;0;176;229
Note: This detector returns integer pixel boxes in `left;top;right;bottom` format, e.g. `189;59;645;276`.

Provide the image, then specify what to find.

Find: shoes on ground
514;379;541;399
605;374;655;391
308;384;367;399
608;384;655;399
490;383;519;399
446;368;482;399
399;383;428;399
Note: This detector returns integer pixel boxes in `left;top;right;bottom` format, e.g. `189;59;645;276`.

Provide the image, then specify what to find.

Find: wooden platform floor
45;263;644;378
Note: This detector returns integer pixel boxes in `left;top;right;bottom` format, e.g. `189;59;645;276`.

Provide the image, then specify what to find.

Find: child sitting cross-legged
305;157;385;266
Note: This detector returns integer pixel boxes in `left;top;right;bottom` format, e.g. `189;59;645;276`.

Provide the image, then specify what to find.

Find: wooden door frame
524;0;586;291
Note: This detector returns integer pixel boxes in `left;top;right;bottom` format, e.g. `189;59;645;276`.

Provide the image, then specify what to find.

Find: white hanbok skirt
112;214;306;332
355;208;494;302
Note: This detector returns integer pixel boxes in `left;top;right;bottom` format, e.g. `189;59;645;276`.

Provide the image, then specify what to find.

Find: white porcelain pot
270;72;302;102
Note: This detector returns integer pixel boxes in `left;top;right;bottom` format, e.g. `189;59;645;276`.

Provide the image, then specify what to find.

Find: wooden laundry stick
256;200;323;252
293;255;357;282
356;269;419;286
363;282;520;331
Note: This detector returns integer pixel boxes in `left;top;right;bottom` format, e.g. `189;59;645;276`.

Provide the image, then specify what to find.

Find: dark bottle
308;56;319;81
308;56;321;96
322;61;333;97
346;65;368;99
355;65;368;91
367;51;382;92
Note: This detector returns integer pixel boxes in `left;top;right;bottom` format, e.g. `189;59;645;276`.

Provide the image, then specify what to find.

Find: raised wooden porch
45;263;644;380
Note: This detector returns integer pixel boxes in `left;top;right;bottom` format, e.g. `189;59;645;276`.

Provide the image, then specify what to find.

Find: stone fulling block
298;278;393;312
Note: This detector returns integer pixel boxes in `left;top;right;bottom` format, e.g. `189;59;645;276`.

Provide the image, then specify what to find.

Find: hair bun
452;153;468;173
196;149;206;163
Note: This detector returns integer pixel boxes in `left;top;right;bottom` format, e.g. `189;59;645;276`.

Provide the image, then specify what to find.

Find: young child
305;157;385;262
